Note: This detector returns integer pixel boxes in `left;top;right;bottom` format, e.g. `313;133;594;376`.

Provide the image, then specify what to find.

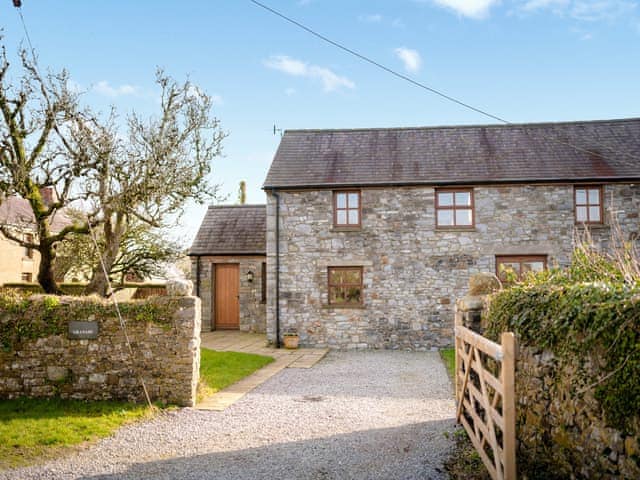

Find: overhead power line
249;0;509;125
249;0;640;164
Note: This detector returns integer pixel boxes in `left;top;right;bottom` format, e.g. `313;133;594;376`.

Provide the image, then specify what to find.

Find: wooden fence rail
454;308;517;480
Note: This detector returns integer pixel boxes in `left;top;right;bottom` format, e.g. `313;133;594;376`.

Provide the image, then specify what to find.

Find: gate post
502;332;517;479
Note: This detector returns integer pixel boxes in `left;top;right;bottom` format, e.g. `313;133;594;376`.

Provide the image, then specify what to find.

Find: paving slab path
1;351;456;480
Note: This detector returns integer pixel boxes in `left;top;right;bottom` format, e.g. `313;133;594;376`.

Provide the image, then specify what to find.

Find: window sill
435;227;476;232
322;304;366;310
575;223;609;230
331;226;362;232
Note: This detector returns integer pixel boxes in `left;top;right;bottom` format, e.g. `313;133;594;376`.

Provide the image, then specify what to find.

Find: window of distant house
496;255;547;283
575;186;603;224
21;272;32;283
328;267;363;306
436;188;474;228
333;191;361;227
23;233;34;259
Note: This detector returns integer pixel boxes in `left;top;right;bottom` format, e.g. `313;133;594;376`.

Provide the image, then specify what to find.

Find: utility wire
12;3;154;409
250;0;509;125
249;0;640;164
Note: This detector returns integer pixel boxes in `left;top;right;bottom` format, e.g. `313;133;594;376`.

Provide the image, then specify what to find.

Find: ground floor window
21;272;33;283
496;255;547;282
328;266;363;305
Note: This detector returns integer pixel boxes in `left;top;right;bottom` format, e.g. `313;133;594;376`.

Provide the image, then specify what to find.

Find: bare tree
0;43;93;293
80;70;225;295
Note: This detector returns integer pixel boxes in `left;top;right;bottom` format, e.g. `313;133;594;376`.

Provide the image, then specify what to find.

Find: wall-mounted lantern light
247;270;254;283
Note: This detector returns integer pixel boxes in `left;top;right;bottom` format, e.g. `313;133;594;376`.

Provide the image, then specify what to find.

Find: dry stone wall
0;296;201;407
266;183;640;350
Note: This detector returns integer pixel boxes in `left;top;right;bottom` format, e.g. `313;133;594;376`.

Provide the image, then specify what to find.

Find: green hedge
0;290;177;352
486;279;640;433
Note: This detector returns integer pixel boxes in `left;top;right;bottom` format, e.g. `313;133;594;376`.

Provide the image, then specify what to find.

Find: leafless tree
79;70;225;295
0;42;94;293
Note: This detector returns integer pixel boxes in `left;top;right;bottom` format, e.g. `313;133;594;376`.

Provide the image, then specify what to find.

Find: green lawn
440;347;456;379
0;398;153;469
197;348;274;401
0;349;274;469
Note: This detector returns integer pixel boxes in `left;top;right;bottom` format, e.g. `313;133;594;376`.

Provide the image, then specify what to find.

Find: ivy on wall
485;246;640;433
0;290;178;352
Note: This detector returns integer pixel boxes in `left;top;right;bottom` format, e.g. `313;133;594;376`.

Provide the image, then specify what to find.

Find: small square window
328;266;363;305
334;191;361;227
21;272;33;283
436;188;474;228
574;186;603;224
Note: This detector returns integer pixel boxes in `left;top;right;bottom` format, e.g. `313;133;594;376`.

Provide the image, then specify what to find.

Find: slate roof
263;118;640;189
189;205;266;256
0;196;73;233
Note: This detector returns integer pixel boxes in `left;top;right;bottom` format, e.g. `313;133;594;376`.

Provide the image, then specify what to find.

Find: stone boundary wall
458;296;640;478
514;345;639;478
0;296;201;407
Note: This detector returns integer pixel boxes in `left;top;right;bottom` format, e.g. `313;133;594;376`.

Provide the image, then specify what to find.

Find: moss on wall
0;290;177;352
484;249;640;478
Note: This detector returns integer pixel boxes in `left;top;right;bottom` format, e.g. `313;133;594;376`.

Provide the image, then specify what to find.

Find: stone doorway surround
198;331;328;410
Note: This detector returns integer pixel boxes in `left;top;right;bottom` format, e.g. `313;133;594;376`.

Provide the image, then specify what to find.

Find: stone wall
515;345;639;478
0;296;201;407
266;183;640;350
192;256;266;332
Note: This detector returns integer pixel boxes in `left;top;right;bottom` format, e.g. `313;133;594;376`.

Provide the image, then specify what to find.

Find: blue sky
1;0;638;243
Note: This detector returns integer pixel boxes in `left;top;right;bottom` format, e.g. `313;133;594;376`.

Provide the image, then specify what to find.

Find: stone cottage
189;205;266;332
262;118;640;350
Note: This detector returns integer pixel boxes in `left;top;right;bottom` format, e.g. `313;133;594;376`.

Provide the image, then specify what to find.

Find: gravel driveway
2;351;456;480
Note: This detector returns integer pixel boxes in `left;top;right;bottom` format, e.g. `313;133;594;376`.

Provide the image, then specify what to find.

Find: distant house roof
189;205;266;256
263;118;640;189
0;196;72;233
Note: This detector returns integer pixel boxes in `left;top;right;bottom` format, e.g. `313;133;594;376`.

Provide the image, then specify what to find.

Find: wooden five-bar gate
454;308;517;480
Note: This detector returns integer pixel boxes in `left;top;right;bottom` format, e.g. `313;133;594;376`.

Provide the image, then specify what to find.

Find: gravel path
2;351;456;480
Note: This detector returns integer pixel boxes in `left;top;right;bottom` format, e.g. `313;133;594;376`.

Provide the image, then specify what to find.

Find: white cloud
264;55;355;92
518;0;637;21
358;13;383;23
285;88;297;96
93;80;140;98
418;0;501;18
394;47;422;73
414;0;500;18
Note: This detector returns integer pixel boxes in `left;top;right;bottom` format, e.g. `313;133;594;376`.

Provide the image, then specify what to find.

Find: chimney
39;187;58;207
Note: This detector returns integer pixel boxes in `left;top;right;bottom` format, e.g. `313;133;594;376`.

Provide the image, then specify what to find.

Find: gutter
271;188;281;348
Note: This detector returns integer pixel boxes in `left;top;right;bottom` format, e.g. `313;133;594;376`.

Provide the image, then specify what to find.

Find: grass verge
197;348;274;402
0;397;153;470
440;347;455;379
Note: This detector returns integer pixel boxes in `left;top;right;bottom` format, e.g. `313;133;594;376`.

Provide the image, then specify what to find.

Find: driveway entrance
6;351;456;480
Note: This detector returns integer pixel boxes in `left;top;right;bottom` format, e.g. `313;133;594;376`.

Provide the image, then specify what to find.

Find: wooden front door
214;264;240;330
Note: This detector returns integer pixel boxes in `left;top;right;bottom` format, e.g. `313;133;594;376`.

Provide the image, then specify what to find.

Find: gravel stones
1;351;455;480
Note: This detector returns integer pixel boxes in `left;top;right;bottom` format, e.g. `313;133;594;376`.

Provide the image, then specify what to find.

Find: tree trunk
86;213;126;297
37;242;61;294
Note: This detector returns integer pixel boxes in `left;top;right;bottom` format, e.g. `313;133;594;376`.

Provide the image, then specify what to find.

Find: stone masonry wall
0;296;201;407
266;183;640;350
192;256;266;332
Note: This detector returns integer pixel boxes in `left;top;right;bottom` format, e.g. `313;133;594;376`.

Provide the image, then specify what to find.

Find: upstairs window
328;267;363;306
436;188;474;228
496;255;547;283
23;233;34;259
333;191;361;227
575;186;603;224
